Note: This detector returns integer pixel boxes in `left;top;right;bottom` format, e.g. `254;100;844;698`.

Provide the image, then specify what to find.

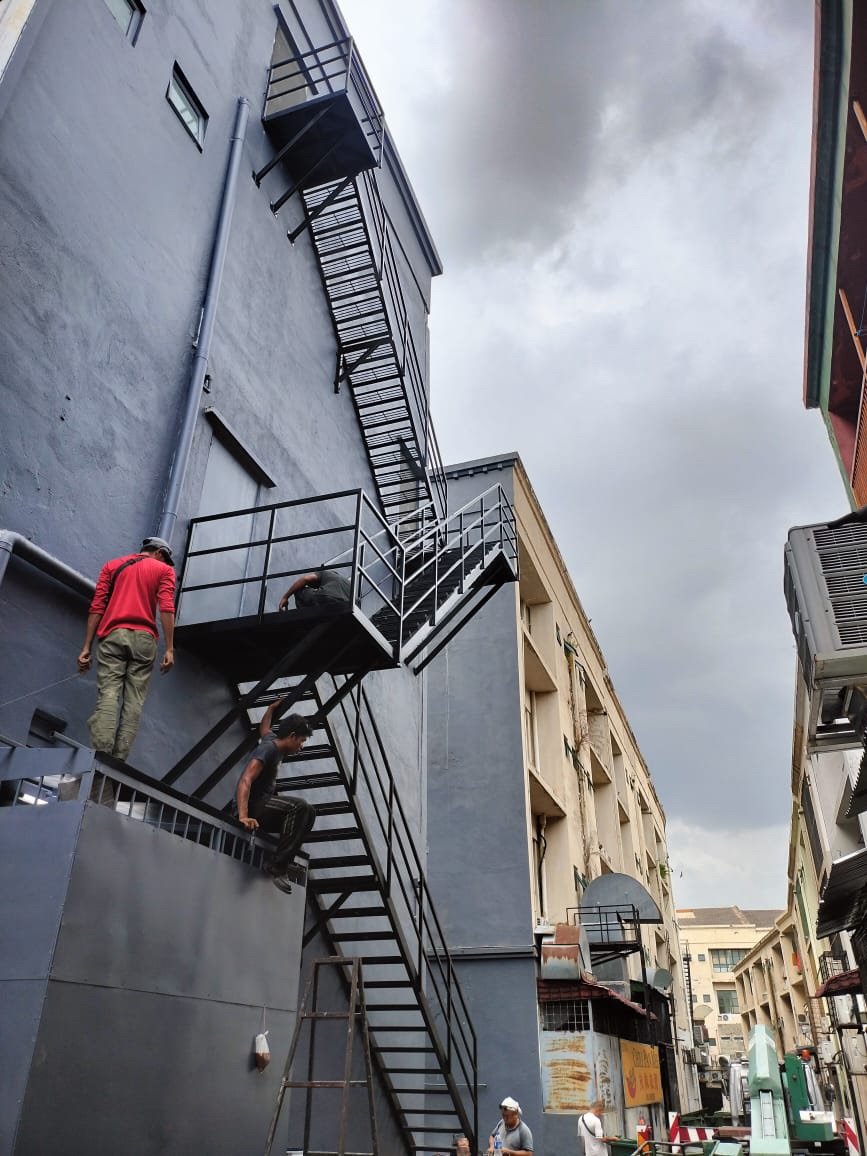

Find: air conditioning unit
719;1014;731;1022
785;522;867;744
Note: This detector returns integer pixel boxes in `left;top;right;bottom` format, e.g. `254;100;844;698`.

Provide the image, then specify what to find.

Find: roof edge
804;0;851;409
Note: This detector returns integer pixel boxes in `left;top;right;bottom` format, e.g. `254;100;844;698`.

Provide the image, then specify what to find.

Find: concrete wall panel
52;800;306;1008
16;981;295;1156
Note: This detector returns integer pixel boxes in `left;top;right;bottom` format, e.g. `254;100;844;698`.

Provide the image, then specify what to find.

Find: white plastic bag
255;1030;270;1072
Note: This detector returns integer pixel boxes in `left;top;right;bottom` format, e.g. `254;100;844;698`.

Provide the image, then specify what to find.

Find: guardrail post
344;37;354;97
257;506;276;621
415;877;424;988
351;491;362;608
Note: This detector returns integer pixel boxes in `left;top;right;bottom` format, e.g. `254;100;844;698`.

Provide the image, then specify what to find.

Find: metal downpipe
157;96;250;546
0;530;94;598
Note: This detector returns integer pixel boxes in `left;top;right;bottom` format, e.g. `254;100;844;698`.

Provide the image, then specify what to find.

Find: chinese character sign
619;1040;663;1107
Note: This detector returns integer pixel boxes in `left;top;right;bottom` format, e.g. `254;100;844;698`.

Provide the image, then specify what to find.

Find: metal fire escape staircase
252;37;444;525
252;674;479;1153
167;490;517;1151
299;173;447;524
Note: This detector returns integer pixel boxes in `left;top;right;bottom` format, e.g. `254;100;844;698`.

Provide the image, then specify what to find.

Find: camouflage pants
87;628;157;760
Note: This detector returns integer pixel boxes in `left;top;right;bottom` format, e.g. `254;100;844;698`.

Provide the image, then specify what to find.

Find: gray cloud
342;0;844;893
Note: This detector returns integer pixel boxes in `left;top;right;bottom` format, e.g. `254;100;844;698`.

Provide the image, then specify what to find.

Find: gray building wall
0;747;307;1156
1;0;440;1149
427;461;549;1143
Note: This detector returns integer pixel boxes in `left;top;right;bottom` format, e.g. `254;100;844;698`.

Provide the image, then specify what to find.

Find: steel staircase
259;674;478;1154
372;483;518;672
301;172;446;525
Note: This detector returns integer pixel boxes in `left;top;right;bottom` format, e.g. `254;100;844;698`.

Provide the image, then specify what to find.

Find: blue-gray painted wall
426;461;554;1145
0;750;307;1156
0;0;438;1149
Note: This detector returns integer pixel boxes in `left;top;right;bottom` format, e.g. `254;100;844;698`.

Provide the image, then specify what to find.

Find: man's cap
141;537;174;565
274;713;314;739
500;1097;521;1113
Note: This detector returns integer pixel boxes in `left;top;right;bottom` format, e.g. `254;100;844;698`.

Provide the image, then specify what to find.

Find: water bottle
494;1133;503;1153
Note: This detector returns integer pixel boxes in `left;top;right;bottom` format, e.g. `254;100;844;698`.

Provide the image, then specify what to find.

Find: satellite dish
693;1004;714;1021
649;968;673;992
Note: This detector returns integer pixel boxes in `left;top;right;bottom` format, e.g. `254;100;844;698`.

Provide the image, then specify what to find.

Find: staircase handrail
357;172;447;519
326;675;479;1126
176;488;404;625
265;36;384;163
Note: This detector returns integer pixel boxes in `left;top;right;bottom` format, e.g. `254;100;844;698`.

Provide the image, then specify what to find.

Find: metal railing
324;674;479;1148
1;756;273;869
357;171;447;520
175;486;516;666
399;483;518;659
264;36;385;167
176;489;404;632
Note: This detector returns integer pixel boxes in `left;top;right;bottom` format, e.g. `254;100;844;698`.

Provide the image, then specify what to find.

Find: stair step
331;929;395;942
283;745;334;761
353;954;405;965
309;878;380;894
308;854;371;869
370;1045;433;1053
363;979;413;989
326;906;387;920
365;1003;421;1011
286;772;344;791
305;826;361;843
312;800;353;817
385;1085;452;1094
365;1023;425;1032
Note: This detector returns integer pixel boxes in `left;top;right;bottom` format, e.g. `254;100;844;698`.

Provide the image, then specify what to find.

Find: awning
814;968;862;998
816;847;867;938
537;977;648;1017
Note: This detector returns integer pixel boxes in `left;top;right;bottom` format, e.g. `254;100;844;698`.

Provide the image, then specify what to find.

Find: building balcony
262;36;384;190
523;626;557;692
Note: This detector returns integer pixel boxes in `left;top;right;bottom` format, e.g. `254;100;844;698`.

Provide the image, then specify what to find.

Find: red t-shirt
89;554;176;640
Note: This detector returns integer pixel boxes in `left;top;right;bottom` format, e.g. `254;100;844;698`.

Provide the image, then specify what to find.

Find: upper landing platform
174;489;401;680
177;602;396;683
173;486;519;682
261;35;384;191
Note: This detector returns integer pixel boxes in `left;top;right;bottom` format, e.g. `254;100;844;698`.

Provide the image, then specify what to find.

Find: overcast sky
339;0;847;908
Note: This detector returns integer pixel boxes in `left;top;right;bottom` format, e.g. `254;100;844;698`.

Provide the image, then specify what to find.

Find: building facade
428;454;698;1156
803;0;867;503
0;1;519;1152
677;907;783;1064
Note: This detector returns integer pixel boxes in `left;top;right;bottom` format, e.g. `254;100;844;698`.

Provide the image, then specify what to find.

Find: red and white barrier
668;1112;716;1146
843;1118;859;1156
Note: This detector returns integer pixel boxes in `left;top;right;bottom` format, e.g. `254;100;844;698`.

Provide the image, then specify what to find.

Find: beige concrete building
677;907;782;1063
732;912;813;1058
447;454;700;1116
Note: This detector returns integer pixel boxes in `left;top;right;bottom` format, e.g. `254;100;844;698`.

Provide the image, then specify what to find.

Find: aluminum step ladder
264;956;380;1156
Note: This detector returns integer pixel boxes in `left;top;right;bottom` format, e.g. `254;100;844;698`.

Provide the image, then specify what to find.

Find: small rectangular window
540;999;590;1032
103;0;144;42
166;64;207;148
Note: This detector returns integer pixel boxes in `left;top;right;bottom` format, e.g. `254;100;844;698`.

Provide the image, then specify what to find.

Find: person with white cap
487;1096;533;1155
78;536;176;760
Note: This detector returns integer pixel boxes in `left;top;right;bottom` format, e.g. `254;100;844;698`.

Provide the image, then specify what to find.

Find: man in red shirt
78;537;176;760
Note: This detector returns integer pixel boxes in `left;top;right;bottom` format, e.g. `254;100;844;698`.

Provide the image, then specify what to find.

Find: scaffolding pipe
157;96;250;546
0;530;94;599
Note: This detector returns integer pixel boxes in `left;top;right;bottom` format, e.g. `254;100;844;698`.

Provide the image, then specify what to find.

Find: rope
0;672;86;710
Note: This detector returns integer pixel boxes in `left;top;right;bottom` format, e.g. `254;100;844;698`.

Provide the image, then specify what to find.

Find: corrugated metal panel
541;1030;594;1112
